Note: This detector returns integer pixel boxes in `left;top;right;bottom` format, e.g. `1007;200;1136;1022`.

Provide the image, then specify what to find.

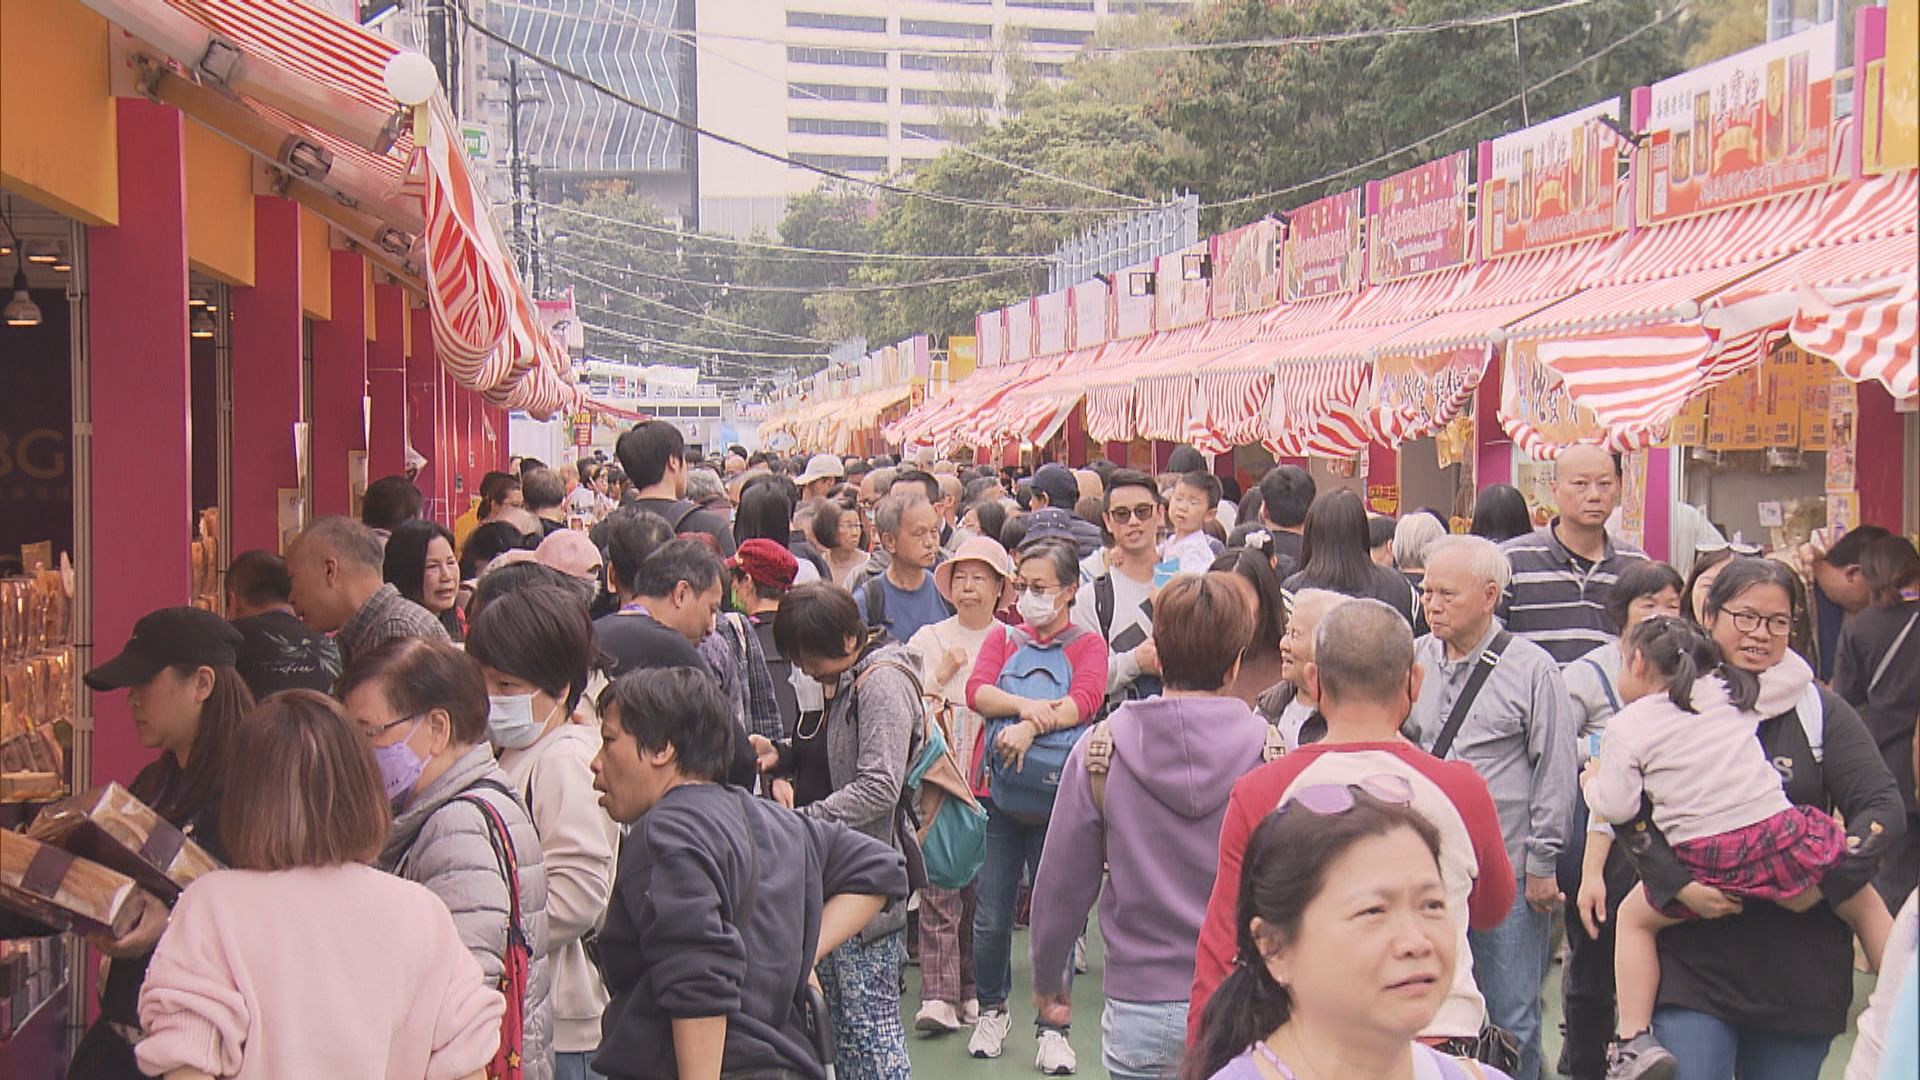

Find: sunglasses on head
1277;774;1416;818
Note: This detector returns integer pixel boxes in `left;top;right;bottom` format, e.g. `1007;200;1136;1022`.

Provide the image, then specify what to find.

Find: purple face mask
371;718;427;805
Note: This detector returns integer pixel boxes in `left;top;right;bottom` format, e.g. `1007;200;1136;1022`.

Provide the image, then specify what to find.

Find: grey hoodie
1029;695;1272;1002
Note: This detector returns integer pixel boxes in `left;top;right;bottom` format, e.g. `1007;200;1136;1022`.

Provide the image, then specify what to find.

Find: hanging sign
1641;21;1836;226
1482;98;1627;259
1113;258;1157;340
1070;278;1111;349
1283;188;1364;303
1373;346;1487;437
1155;242;1213;329
975;310;1004;368
947;336;978;381
1005;301;1035;364
1368;152;1472;283
1211;218;1280;318
1501;340;1610;451
1035;288;1071;356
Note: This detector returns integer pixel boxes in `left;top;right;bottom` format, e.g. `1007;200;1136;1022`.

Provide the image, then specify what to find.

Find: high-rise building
695;1;1191;237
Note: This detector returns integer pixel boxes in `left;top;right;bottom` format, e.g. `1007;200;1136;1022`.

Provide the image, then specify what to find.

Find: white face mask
1016;589;1058;626
487;693;558;749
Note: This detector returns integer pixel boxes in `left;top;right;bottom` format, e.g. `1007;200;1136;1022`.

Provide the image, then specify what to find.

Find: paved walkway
902;918;1871;1078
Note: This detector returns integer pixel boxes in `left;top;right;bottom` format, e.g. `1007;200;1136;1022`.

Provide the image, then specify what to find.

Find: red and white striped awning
86;0;579;418
1264;359;1375;459
1791;278;1917;400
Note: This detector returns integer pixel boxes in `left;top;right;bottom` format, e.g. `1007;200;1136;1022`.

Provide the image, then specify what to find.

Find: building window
900;122;948;142
899;18;992;39
790;116;889;137
789;82;889;103
1031;62;1067;78
791;152;890;172
903;88;996;108
1008;0;1094;9
900;52;994;73
1016;26;1093;45
787;45;887;68
786;11;887;33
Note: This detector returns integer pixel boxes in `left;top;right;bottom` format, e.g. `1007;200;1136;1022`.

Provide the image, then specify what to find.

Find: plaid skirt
1657;805;1847;920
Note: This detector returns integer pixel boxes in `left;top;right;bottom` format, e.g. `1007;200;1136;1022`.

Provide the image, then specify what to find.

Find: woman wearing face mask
963;539;1110;1068
386;518;465;641
339;637;557;1080
466;585;620;1080
65;608;257;1078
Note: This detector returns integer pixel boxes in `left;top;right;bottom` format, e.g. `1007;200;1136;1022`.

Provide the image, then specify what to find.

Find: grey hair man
853;491;951;646
1408;534;1577;1080
287;516;447;667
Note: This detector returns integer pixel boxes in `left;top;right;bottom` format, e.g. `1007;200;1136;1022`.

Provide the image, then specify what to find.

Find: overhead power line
538;201;1049;263
582;318;830;361
1203;0;1692;212
552;249;1031;295
553;265;840;345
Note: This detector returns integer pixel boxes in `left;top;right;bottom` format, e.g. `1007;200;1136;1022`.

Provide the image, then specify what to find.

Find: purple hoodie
1029;694;1271;1003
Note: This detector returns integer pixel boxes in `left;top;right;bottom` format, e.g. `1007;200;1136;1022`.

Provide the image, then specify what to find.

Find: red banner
1368;152;1471;283
1482;99;1627;259
1283;189;1364;303
1212;218;1280;317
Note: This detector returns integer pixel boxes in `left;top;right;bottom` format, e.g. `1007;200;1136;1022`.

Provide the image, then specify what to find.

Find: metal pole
508;57;526;279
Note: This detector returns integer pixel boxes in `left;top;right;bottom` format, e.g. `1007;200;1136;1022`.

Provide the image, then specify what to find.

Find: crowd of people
35;419;1920;1080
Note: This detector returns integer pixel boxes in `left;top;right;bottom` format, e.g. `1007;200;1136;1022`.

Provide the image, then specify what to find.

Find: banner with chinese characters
1282;188;1364;302
1641;21;1836;226
1501;339;1610;450
1113;259;1157;340
975;310;1004;368
1070;279;1110;348
1860;0;1919;175
1481;98;1627;259
1373;346;1487;436
1035;288;1071;356
1005;301;1035;364
1155;241;1213;329
1211;218;1280;318
1368;152;1471;283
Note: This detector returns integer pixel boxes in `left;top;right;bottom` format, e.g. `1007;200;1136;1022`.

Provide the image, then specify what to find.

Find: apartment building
696;0;1191;236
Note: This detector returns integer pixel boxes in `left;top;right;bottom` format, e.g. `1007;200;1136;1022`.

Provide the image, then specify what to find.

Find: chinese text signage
1368;152;1471;283
1211;218;1280;318
1482;99;1625;259
1283;189;1364;302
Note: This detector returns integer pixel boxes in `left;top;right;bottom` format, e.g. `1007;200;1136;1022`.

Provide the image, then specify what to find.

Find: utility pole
508;56;526;278
527;161;543;296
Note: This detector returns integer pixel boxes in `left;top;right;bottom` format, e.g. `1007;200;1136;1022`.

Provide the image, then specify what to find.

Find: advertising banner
976;310;1004;367
1006;301;1034;364
1283;188;1364;303
907;335;933;381
1860;0;1920;175
1155;241;1213;329
1482;99;1627;259
1641;21;1836;226
1113;258;1157;339
1368;152;1472;283
1502;340;1610;449
536;287;585;352
1035;288;1071;356
1070;279;1111;349
1211;218;1280;318
946;336;977;384
1373;346;1486;435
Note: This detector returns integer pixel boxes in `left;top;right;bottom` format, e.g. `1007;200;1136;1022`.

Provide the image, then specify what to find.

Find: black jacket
594;784;908;1079
1624;686;1904;1035
1831;599;1920;810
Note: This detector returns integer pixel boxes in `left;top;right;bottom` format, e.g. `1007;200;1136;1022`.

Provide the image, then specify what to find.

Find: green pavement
901;919;1871;1078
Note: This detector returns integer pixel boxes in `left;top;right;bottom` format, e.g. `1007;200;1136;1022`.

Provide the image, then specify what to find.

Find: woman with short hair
466;585;620;1080
135;691;504;1080
1470;484;1535;544
1030;572;1275;1079
339;637;557;1080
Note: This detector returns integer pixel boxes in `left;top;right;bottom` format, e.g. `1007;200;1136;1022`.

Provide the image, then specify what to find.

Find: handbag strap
454;784;525;944
1868;610;1919;695
1431;630;1512;760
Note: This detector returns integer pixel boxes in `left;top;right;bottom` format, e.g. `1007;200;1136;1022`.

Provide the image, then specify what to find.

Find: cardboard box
27;783;222;902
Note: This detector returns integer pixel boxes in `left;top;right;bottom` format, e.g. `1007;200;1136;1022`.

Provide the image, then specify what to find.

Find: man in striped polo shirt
1498;444;1647;667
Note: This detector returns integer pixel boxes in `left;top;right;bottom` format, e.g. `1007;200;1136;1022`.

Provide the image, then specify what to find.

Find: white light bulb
383;51;441;107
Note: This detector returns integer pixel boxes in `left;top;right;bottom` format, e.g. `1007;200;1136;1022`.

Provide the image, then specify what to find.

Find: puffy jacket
382;743;555;1080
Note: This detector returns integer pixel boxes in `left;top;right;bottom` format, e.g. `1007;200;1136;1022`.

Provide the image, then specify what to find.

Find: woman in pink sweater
136;691;504;1080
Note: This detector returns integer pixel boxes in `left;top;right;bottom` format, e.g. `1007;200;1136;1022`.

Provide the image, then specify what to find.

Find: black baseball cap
1031;463;1080;509
84;607;244;691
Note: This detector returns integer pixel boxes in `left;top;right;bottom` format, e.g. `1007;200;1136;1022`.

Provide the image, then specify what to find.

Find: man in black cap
1028;463;1105;559
224;549;342;698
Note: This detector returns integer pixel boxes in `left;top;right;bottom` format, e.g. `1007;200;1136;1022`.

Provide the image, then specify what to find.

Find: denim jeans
1101;998;1188;1080
1652;1006;1833;1080
972;801;1070;1019
555;1051;605;1080
1468;890;1552;1080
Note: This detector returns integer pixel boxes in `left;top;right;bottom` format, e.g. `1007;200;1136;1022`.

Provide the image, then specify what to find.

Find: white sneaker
1072;937;1088;975
961;998;981;1025
915;999;961;1035
969;1009;1012;1059
1036;1029;1077;1075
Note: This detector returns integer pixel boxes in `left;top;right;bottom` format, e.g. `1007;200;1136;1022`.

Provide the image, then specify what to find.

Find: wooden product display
0;832;141;940
26;784;221;902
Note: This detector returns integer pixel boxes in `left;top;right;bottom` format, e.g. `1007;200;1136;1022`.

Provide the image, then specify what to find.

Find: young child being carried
1579;615;1893;1080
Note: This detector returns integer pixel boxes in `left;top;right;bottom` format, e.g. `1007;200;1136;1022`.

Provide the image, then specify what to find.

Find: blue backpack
981;625;1091;824
850;658;988;891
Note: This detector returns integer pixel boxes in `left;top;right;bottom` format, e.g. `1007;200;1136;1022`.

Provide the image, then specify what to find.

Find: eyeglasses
1695;540;1762;557
1106;504;1157;524
362;713;424;740
1723;607;1794;637
1008;581;1063;597
1278;774;1416;817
